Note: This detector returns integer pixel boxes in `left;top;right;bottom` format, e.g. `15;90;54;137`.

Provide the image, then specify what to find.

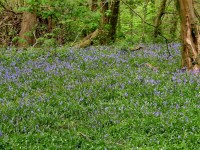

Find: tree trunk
91;0;98;11
108;0;120;43
99;0;110;44
141;0;149;43
100;0;109;26
178;0;200;70
154;0;167;38
19;12;37;47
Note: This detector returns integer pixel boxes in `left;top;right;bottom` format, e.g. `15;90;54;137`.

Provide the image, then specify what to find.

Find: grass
0;44;200;149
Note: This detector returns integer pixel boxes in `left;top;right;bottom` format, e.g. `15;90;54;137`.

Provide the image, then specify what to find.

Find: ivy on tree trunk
154;0;167;38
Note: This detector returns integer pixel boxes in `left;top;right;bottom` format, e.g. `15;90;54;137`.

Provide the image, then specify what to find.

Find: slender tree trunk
154;0;167;38
101;0;109;25
141;0;149;43
178;0;200;70
19;12;37;47
91;0;98;11
108;0;120;43
99;0;109;44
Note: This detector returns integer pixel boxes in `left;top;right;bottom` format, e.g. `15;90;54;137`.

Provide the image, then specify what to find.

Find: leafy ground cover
0;44;200;149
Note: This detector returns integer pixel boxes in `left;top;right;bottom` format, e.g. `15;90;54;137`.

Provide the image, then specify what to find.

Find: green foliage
16;0;101;45
37;37;56;47
126;0;142;7
119;0;157;44
0;0;181;46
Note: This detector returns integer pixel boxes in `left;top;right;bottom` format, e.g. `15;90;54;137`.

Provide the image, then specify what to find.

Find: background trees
0;0;181;47
0;0;200;71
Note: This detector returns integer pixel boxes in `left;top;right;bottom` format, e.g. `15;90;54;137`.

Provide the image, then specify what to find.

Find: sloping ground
0;44;199;149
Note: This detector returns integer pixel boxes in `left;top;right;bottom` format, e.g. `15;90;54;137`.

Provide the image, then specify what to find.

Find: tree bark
91;0;98;11
141;0;149;42
178;0;200;70
99;0;110;44
154;0;167;38
108;0;120;43
100;0;109;26
19;12;37;47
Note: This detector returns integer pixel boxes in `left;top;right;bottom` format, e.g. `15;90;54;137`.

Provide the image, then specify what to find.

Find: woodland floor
0;44;200;149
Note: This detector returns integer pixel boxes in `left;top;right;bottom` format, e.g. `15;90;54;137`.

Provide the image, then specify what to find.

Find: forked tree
177;0;200;70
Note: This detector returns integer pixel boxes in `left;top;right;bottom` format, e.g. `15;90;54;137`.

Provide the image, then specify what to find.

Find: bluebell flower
0;131;3;137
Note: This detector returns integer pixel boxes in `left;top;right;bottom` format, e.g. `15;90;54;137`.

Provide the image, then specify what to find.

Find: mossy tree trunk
108;0;120;43
154;0;167;38
19;12;37;47
100;0;109;25
141;0;149;43
91;0;98;11
178;0;200;70
99;0;110;44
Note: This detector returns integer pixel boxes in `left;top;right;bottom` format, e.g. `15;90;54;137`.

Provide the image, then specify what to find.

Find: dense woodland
2;0;180;45
0;0;199;70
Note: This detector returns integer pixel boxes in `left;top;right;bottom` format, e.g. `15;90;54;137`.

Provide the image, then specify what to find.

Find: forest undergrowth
0;44;200;149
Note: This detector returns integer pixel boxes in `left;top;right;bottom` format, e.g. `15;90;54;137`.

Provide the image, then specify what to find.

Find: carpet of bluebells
0;44;200;149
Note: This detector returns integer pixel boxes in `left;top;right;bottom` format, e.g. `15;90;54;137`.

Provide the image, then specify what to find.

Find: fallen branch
75;29;100;48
